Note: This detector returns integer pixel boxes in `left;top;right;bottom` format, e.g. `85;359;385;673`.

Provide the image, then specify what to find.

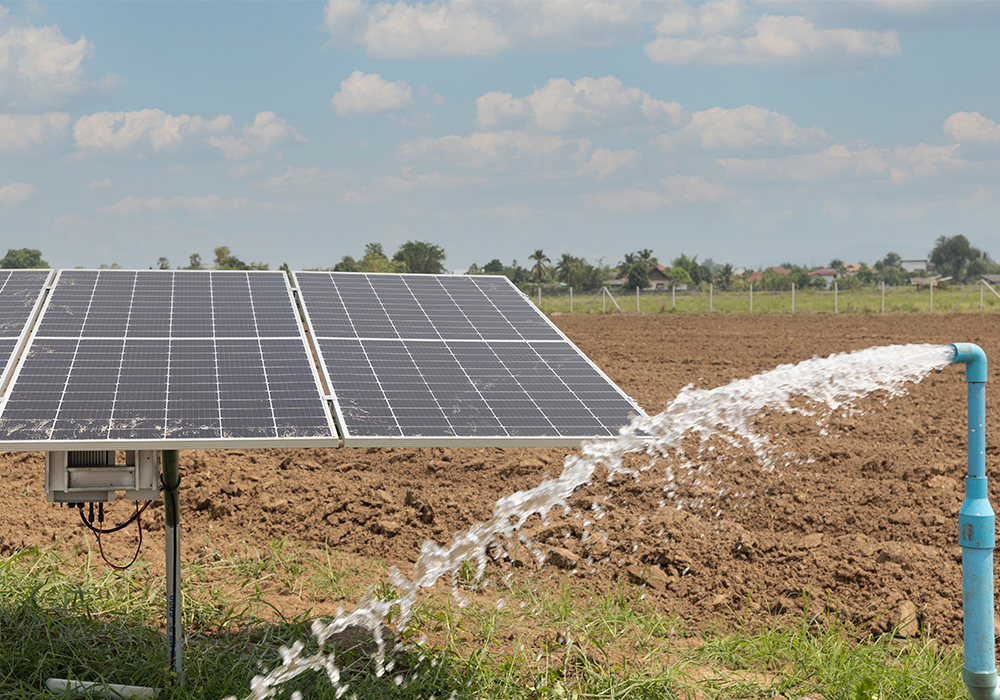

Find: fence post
750;283;753;313
791;282;795;314
672;285;675;310
981;282;984;312
636;286;639;312
930;281;934;311
834;281;838;314
537;286;541;309
710;284;713;312
570;287;573;314
881;281;885;313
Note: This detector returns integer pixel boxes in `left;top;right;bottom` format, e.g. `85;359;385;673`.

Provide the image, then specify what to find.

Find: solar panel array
295;272;644;446
0;269;53;392
0;270;335;449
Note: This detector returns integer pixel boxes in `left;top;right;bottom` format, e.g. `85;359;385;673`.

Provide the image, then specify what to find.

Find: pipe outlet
952;343;988;383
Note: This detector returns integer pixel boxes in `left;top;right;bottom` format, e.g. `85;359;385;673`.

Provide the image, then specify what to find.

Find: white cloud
88;177;111;190
717;142;965;184
476;75;686;131
74;109;301;160
229;161;263;178
207;112;305;160
74;109;232;153
324;0;648;58
260;166;356;194
333;70;414;115
258;165;483;207
944;111;1000;144
644;0;900;70
373;171;485;191
589;175;741;213
654;105;827;150
577;148;640;180
660;174;736;203
399;130;590;171
0;7;123;107
96;194;256;217
0;112;70;151
0;181;34;205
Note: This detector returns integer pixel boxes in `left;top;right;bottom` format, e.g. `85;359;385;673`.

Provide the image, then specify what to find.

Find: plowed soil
1;314;996;644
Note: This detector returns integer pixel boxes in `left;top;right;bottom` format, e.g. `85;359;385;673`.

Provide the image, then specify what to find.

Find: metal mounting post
162;449;184;686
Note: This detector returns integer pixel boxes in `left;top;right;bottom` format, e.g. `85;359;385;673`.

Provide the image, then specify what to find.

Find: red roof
747;266;791;283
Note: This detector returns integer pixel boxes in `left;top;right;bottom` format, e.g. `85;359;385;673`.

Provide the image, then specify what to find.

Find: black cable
160;473;181;494
78;500;151;534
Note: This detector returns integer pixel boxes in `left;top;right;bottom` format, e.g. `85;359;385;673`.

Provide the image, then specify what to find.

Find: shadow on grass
0;595;473;699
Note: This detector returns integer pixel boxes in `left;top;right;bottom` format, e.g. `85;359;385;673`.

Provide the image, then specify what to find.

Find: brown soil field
1;313;996;645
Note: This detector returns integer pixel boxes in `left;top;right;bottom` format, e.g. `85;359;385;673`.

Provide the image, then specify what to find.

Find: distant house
606;263;688;291
843;262;869;275
809;267;839;289
900;259;927;273
745;266;791;284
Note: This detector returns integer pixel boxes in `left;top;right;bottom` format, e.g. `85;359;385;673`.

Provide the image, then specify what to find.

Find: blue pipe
951;343;999;700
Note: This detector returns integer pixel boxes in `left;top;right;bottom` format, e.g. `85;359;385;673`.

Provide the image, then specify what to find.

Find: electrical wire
77;500;151;570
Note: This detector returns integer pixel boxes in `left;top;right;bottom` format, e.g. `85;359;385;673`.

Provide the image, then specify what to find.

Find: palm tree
555;253;578;284
718;263;734;290
529;249;550;282
617;252;637;278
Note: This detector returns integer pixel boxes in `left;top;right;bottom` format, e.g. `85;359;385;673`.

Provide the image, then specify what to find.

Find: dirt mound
1;313;994;642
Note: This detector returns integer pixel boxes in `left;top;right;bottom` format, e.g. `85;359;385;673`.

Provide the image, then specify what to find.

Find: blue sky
2;0;1000;273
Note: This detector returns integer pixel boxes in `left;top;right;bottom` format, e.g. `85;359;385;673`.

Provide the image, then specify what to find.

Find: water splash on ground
229;343;954;700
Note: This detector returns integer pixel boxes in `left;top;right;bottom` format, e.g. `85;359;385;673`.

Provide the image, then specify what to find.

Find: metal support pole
537;287;541;309
930;281;934;312
834;281;838;314
162;449;184;686
570;287;573;314
709;284;713;312
749;283;753;313
982;283;984;312
881;281;885;314
636;286;639;312
671;285;675;310
791;282;795;314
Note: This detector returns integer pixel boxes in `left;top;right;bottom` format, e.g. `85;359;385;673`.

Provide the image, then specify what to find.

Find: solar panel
294;271;644;446
0;270;336;450
0;269;53;394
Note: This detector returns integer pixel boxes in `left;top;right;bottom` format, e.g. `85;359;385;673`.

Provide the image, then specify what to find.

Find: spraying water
228;343;954;700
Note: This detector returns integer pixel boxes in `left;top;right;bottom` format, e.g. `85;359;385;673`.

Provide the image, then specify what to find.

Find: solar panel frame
0;269;54;397
0;269;338;451
294;271;645;447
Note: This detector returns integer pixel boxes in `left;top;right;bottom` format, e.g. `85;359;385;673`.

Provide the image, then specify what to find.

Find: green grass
534;284;1000;316
0;546;969;699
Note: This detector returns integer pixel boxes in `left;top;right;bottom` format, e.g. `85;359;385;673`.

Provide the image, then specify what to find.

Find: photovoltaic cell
0;269;53;393
295;272;644;446
0;270;335;449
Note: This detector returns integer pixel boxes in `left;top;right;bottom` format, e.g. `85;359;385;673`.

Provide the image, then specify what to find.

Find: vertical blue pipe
951;343;999;700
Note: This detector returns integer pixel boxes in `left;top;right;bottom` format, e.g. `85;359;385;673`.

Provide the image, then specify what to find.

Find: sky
2;0;1000;274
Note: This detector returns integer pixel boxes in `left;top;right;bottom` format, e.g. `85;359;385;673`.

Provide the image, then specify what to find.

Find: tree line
2;234;993;292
